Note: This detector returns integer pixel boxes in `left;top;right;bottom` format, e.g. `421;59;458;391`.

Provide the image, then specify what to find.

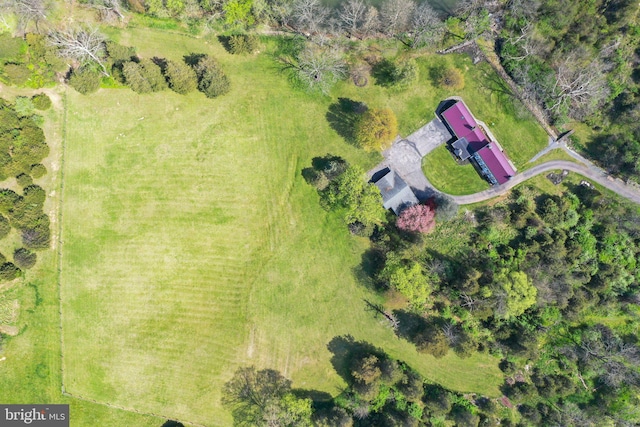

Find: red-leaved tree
396;203;436;234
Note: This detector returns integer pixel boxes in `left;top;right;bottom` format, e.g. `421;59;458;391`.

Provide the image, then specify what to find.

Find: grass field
422;145;491;195
57;28;504;425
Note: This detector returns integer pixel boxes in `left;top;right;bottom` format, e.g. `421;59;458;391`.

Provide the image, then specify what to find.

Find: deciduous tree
354;108;398;151
396;203;436;233
48;27;109;76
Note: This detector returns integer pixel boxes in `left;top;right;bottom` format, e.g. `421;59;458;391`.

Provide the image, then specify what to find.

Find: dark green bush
31;93;52;110
0;215;10;240
165;60;197;94
30;164;46;178
105;41;136;64
16;173;33;188
23;185;45;206
69;67;101;94
229;34;258;55
123;59;167;93
13;248;36;270
22;222;50;250
193;55;230;98
0;262;20;281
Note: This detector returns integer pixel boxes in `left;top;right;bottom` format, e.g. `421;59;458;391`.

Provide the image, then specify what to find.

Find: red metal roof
476;143;516;184
442;102;478;139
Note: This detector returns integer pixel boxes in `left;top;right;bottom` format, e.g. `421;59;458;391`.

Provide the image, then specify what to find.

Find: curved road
449;160;640;205
371;118;640;207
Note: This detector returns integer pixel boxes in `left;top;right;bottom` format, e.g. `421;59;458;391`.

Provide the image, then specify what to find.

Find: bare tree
86;0;125;22
48;27;109;76
441;323;459;346
505;0;540;23
291;0;329;34
549;55;609;120
338;0;366;36
379;0;415;36
279;43;346;93
0;0;47;33
407;2;443;48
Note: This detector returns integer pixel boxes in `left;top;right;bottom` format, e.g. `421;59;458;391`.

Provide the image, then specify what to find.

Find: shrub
16;174;33;188
4;63;32;86
193;55;230;98
30;163;47;179
13;248;36;270
0;33;26;62
22;222;50;250
0;215;10;240
165;60;197;94
31;93;52;110
69;67;101;94
354;108;398;152
431;63;465;90
23;185;45;206
30;164;46;178
14;96;35;117
373;58;418;88
396;204;436;234
123;59;167;93
0;262;20;281
228;34;258;54
105;41;136;65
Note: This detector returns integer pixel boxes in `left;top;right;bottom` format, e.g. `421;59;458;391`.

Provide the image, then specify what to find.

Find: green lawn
422;145;490;195
58;28;502;425
334;53;548;168
527;147;580;168
0;87;159;426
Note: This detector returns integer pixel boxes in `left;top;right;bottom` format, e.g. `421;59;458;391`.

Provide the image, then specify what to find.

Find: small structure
373;168;419;215
440;99;517;185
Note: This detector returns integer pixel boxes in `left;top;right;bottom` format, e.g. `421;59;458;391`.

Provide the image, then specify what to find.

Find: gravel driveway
369;118;451;201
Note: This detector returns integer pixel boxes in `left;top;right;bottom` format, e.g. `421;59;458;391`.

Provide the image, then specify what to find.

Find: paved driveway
369;118;451;201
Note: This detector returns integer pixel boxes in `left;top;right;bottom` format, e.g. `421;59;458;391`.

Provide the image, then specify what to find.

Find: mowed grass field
59;29;507;425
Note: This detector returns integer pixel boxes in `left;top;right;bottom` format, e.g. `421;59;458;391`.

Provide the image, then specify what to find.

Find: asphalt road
369;119;640;206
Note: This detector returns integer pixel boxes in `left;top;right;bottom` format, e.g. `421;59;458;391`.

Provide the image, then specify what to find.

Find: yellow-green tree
354;108;398;152
495;269;537;319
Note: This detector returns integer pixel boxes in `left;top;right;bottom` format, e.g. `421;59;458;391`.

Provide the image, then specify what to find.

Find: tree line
0;96;52;281
222;336;512;426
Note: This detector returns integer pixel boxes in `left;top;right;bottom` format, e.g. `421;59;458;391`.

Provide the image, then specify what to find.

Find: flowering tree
396;203;435;234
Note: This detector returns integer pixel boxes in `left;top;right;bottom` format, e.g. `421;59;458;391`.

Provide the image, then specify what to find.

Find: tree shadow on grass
326;98;367;145
392;309;430;342
327;335;385;384
351;247;386;291
370;58;396;87
161;421;184;427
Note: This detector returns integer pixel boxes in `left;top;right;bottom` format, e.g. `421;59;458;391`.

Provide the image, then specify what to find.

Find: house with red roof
439;99;517;185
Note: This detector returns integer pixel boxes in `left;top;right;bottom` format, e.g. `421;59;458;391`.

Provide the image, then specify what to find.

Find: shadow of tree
351;247;386;291
161;421;184;427
326;98;367;145
183;53;206;67
370;58;396;87
327;335;385;384
393;309;431;342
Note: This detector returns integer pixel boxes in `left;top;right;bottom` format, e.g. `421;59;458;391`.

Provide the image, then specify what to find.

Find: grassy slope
59;29;503;426
422;145;490;195
0;88;158;426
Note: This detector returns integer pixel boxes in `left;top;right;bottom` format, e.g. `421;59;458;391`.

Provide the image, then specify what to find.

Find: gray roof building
373;169;419;215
